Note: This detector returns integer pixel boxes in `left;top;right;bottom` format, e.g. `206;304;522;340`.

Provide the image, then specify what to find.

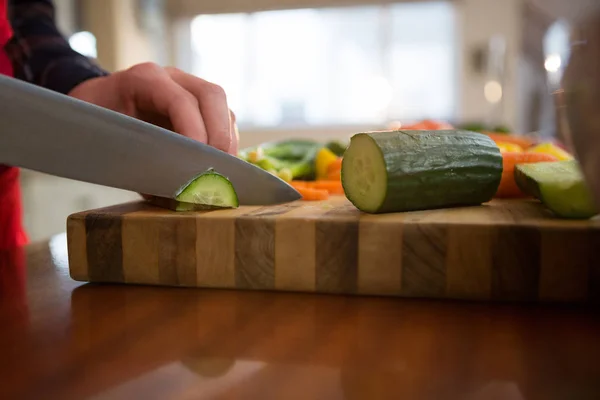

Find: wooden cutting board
66;196;600;303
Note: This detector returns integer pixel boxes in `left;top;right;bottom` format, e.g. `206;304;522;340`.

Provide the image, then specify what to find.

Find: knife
0;74;301;206
533;1;600;210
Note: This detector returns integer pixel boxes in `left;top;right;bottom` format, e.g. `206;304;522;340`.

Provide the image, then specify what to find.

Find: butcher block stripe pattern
66;196;600;303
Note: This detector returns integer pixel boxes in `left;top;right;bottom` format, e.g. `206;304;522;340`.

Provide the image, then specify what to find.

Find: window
543;19;570;86
189;2;457;128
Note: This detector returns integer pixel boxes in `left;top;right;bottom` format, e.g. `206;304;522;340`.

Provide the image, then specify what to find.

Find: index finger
123;63;209;144
166;68;233;154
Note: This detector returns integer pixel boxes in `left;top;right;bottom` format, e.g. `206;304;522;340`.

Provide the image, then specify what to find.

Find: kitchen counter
2;234;600;400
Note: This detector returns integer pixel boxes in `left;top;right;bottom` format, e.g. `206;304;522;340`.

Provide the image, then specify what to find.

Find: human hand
68;62;239;155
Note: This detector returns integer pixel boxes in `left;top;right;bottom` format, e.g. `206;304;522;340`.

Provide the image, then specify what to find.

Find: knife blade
537;2;600;210
0;74;301;206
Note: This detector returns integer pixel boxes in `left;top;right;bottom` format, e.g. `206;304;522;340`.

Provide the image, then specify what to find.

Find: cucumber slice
176;170;239;208
515;160;598;219
341;130;504;214
145;196;230;212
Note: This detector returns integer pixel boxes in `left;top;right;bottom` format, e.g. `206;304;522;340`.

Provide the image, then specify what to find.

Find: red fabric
0;0;11;76
0;0;28;250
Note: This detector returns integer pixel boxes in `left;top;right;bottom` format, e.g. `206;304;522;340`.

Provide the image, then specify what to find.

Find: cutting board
67;196;600;303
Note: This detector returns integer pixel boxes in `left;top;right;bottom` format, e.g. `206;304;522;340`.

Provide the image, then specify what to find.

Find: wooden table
2;233;600;400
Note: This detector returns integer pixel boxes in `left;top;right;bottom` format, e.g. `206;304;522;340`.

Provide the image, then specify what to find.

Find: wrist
67;75;114;109
38;56;110;96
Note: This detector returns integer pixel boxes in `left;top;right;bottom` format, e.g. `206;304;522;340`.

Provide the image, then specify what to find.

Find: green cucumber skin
345;130;504;213
514;166;542;200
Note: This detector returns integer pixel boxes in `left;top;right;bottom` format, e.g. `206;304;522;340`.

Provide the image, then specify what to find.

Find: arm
5;0;238;154
6;0;108;94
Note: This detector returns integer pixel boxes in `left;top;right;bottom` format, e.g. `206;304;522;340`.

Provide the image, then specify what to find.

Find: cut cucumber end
176;171;239;208
341;133;388;213
539;180;598;219
515;160;598;219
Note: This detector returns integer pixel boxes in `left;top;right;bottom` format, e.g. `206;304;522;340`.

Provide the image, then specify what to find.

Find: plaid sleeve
5;0;109;95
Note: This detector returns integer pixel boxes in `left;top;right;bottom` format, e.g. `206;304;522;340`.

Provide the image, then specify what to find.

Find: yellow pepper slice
527;142;573;161
496;141;523;153
315;147;339;180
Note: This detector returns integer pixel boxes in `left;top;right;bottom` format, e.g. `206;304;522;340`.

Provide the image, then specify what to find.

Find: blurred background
21;0;571;241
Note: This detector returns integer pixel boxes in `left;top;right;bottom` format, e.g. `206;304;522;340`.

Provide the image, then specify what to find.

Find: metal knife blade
0;74;301;205
542;4;600;210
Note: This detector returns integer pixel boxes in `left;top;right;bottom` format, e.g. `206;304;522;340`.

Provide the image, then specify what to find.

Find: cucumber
176;170;239;208
514;160;598;219
341;130;503;213
145;170;239;212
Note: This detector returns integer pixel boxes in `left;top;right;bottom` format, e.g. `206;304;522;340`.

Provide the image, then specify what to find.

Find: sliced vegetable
290;181;329;201
515;160;598;219
240;139;322;180
290;180;308;189
252;153;313;179
290;180;344;196
527;142;574;161
260;139;321;161
279;157;316;180
341;130;503;213
458;123;511;133
144;170;239;212
495;141;523;153
492;125;511;133
325;139;348;157
326;169;341;181
397;119;454;130
176;170;239;208
502;151;560;166
310;180;344;195
277;167;293;183
316;147;339;180
299;187;329;201
459;122;487;132
484;132;536;149
420;119;454;130
494;152;559;198
256;157;277;171
326;158;342;180
247;148;264;164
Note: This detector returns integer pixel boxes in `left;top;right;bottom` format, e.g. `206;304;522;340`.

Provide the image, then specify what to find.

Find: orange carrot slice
484;132;536;150
297;186;329;201
290;180;309;189
326;158;342;174
326;169;341;181
310;180;344;195
290;181;329;200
